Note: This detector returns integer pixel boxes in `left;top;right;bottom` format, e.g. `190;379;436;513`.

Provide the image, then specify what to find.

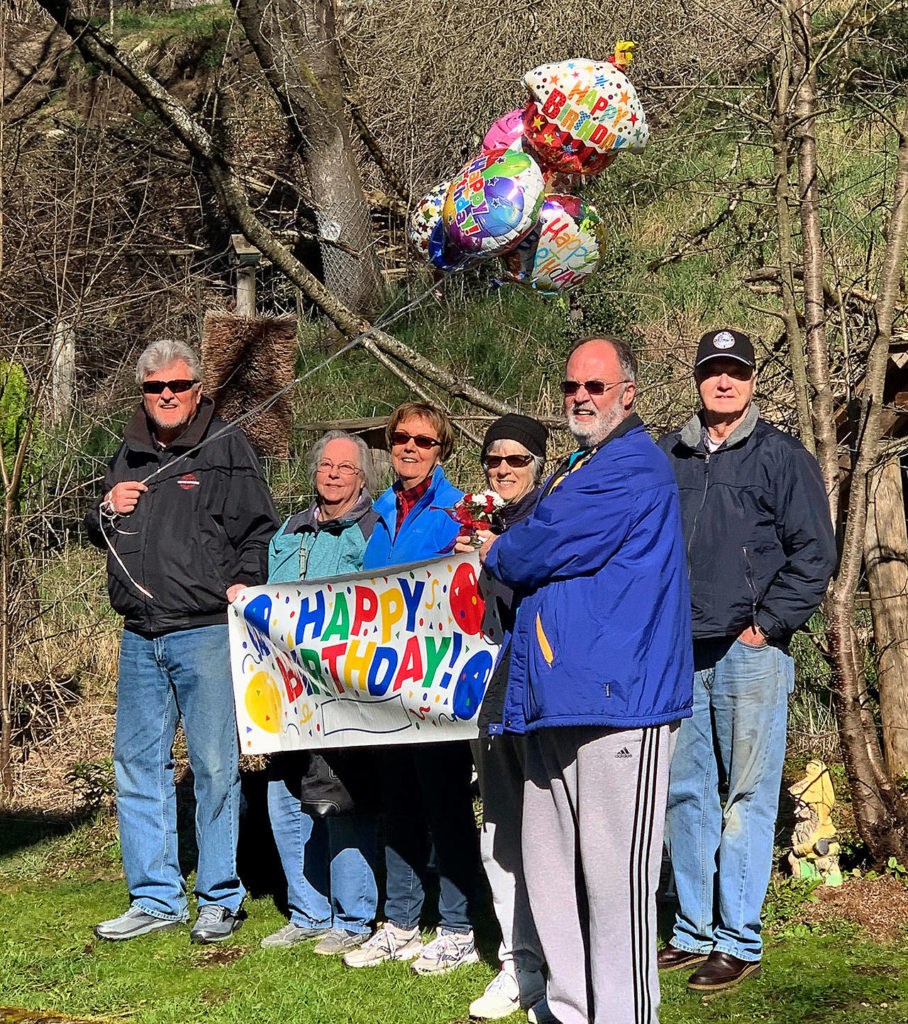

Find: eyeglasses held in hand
483;454;535;469
389;431;442;450
142;379;199;395
316;459;361;476
559;379;628;397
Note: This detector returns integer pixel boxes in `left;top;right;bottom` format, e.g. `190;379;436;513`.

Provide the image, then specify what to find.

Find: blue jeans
267;755;377;933
665;637;794;961
114;625;244;920
382;742;478;933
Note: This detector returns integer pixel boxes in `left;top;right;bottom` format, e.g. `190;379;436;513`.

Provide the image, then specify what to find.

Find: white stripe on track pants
522;723;679;1024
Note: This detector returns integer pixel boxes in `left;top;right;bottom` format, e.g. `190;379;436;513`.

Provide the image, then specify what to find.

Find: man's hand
478;534;498;564
227;584;248;604
104;481;147;515
739;625;767;646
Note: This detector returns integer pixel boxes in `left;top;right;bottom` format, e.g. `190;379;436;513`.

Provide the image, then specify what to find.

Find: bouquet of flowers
446;491;506;546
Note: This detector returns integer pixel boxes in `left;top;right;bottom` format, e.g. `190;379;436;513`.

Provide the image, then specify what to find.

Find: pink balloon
482;109;525;153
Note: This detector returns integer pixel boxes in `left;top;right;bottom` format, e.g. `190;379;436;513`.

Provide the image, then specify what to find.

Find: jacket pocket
535;612;555;667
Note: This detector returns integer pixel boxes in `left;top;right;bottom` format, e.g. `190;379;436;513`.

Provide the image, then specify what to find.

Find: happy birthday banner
229;553;504;753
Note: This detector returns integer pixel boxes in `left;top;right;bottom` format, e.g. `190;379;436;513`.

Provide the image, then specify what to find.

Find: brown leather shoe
657;944;709;972
687;951;761;991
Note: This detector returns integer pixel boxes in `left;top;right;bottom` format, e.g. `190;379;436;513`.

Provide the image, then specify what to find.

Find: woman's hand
227;583;248;604
454;528;494;554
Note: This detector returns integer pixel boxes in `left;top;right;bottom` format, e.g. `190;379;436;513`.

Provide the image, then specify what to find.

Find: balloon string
139;274;443;487
104;274;448;600
99;507;155;601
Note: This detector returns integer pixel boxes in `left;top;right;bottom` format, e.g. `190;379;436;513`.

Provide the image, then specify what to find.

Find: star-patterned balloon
522;59;649;175
408;181;450;259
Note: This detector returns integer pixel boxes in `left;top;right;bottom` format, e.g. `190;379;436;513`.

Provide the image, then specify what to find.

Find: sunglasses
142;379;199;395
483;454;535;469
389;431;441;450
559;379;628;397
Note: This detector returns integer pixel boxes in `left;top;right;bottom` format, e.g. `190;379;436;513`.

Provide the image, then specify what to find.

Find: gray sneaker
313;928;369;956
94;906;186;941
190;905;242;944
260;922;331;948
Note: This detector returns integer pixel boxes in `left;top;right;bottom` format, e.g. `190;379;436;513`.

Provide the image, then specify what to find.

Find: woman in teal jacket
261;431;381;957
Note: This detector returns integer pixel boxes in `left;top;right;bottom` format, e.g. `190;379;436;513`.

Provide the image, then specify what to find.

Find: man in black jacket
657;329;836;991
85;340;278;944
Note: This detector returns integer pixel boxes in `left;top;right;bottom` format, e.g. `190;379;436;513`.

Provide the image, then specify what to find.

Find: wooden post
236;266;256;317
230;233;261;318
50;318;74;425
864;454;908;776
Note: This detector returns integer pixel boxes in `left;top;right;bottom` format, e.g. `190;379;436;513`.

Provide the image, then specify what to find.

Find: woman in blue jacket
260;431;380;957
343;403;480;976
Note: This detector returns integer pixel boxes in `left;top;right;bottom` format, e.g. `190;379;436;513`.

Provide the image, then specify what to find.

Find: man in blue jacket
657;329;836;991
479;336;693;1024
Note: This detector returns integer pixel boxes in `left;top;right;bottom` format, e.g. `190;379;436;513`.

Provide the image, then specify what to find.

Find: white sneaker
470;968;546;1018
528;996;558;1024
342;922;423;968
411;928;480;976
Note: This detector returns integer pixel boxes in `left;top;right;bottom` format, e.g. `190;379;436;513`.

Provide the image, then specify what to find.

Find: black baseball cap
694;329;756;371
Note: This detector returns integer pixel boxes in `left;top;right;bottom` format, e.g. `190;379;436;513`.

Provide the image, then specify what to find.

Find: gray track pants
522;724;678;1024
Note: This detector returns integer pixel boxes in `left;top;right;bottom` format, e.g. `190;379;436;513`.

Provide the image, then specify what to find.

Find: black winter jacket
85;397;279;636
658;404;836;644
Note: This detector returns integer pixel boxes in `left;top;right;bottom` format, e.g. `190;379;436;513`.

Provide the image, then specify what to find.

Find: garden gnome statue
788;759;843;886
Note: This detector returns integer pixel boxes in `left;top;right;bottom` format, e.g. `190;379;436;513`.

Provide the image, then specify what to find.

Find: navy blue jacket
658;405;837;643
485;416;694;734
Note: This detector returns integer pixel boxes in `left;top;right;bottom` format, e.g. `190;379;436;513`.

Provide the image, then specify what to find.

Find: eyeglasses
142;379;199;395
483;454;535;469
389;431;442;450
559;379;628;397
316;459;361;476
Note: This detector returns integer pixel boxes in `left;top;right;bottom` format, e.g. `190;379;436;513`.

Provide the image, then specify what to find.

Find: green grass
103;3;234;39
2;813;907;1024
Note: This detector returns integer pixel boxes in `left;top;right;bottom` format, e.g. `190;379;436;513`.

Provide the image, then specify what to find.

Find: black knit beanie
481;414;548;460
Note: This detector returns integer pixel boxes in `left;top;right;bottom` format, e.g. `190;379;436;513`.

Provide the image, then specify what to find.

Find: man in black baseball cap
656;328;836;993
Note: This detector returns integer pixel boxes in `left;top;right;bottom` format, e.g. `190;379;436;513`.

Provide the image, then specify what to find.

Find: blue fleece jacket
484;418;694;734
362;466;463;570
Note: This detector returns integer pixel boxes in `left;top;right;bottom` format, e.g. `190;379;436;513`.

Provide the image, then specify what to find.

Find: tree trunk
864;455;908;776
826;91;908;861
234;0;381;316
791;0;837;514
770;1;814;452
0;499;14;794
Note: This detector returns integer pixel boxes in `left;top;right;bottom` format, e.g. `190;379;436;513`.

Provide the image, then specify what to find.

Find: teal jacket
267;491;379;583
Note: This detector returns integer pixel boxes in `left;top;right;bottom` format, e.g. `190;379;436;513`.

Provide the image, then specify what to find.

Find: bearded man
477;336;694;1024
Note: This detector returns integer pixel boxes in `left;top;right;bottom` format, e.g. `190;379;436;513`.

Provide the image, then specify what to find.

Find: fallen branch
37;0;518;420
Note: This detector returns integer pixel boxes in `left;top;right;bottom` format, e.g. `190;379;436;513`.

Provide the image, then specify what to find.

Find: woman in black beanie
458;413;550;1022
